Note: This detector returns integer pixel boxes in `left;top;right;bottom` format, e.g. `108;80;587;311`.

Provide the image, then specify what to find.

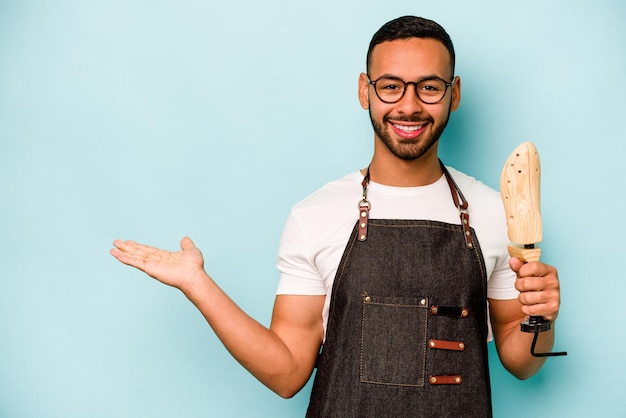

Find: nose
396;82;424;114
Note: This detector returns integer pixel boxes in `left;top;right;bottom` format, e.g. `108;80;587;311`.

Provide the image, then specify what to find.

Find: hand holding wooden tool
500;142;567;357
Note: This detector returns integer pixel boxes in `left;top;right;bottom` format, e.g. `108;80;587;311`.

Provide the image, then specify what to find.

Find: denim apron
306;165;492;417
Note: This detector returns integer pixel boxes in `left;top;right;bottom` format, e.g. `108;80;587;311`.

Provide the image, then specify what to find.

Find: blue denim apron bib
306;165;492;417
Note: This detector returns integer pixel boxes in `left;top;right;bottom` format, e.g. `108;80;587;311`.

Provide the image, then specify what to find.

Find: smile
390;122;426;139
392;123;423;132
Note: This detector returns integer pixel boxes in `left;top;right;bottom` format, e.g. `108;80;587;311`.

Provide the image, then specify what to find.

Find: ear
450;76;461;112
358;73;370;110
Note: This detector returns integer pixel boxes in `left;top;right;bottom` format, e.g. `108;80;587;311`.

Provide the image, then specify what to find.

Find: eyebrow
372;73;451;82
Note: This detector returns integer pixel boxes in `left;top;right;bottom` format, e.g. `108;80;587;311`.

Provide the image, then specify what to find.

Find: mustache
384;114;433;124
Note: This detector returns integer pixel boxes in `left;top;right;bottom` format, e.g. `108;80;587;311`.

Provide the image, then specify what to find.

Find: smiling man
362;39;456;166
111;16;561;417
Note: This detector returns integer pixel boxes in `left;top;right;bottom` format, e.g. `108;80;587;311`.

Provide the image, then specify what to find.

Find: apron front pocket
360;294;429;387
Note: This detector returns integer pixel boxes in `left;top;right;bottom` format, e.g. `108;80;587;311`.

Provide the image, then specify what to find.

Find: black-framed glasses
368;76;454;104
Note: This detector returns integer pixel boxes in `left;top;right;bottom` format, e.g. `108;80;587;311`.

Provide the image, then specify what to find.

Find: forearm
182;272;318;397
495;321;555;380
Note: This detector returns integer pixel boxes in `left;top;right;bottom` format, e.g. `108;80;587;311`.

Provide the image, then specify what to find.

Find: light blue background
1;1;624;417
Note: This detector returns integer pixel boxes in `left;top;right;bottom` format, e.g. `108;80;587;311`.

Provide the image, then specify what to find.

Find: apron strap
358;162;475;249
358;171;371;242
440;161;474;249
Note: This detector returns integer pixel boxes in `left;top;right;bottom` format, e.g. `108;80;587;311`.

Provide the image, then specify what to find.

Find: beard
369;106;451;161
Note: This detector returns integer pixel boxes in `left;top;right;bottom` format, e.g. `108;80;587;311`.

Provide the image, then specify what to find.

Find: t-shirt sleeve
275;210;327;295
487;248;519;300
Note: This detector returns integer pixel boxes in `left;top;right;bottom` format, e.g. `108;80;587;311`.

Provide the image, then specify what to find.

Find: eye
418;79;446;94
420;83;442;92
378;79;403;90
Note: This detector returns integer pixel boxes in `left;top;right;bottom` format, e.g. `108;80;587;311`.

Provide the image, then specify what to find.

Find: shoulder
446;166;500;201
278;172;363;291
291;171;363;215
446;166;504;218
282;171;363;248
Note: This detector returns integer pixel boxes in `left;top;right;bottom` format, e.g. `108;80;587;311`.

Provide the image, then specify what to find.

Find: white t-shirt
276;167;518;338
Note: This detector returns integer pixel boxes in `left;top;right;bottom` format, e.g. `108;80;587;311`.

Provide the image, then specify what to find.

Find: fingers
110;237;195;266
110;246;135;267
111;238;194;254
112;239;155;254
513;261;561;321
110;239;159;268
515;276;559;303
509;258;556;277
517;297;560;320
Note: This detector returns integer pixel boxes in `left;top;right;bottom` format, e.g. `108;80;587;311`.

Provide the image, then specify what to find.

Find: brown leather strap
429;375;463;385
358;201;370;242
428;339;466;351
358;169;371;241
440;161;474;250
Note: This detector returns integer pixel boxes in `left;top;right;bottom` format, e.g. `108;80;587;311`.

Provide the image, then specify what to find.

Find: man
111;16;561;417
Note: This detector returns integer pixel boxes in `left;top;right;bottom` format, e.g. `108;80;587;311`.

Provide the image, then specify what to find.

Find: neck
365;142;443;187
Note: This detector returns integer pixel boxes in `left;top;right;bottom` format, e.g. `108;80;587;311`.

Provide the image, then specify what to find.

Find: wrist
181;269;212;300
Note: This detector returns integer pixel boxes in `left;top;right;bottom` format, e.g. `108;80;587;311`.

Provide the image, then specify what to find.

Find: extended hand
510;257;560;321
110;237;206;293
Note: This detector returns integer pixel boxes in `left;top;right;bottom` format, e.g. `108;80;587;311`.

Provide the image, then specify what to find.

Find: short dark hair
366;16;455;75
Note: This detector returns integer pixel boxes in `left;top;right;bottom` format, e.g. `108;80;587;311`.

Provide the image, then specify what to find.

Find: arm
110;237;324;398
489;257;560;380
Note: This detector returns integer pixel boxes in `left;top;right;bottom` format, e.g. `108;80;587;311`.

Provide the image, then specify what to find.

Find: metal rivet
429;341;436;348
459;343;465;350
465;231;470;236
455;377;461;383
467;243;473;249
463;219;468;224
430;377;437;384
420;299;426;305
430;306;438;314
361;211;367;217
365;296;371;302
461;309;469;317
360;222;366;228
360;235;366;240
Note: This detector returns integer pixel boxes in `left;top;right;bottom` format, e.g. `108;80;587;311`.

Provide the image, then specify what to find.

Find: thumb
509;256;524;273
180;236;196;250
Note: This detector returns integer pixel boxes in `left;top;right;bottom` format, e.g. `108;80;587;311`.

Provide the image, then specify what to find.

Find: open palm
111;236;205;292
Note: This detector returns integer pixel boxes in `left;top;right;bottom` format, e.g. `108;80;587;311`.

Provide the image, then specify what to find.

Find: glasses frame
368;76;454;105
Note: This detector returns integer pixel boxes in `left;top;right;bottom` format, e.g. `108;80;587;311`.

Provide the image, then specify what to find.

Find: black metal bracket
522;316;567;357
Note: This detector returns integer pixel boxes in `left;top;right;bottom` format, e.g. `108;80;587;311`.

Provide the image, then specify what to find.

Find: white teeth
393;124;422;132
